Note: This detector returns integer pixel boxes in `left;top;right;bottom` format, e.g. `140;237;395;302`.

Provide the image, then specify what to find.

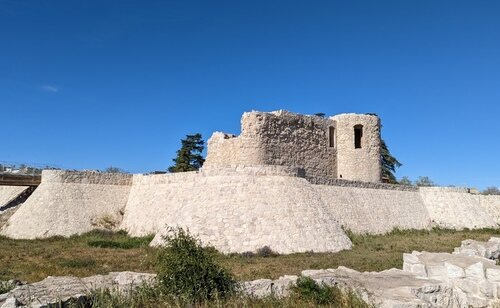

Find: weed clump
291;276;370;307
292;276;337;305
155;227;237;302
0;280;16;294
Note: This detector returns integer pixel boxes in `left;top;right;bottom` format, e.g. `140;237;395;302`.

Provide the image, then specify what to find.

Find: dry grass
221;227;500;280
0;230;155;282
1;228;500;283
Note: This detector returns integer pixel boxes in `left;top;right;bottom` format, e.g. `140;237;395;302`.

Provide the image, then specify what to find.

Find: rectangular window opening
329;127;336;148
354;125;363;149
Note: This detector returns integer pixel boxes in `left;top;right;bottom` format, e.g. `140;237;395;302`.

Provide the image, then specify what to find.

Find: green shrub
292;276;338;305
291;276;370;307
256;246;279;257
155;227;237;302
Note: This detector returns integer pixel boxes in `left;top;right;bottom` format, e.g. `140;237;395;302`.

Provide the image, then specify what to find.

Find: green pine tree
168;133;205;173
381;139;402;184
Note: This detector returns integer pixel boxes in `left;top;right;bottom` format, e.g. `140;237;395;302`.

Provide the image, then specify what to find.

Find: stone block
427;265;448;281
454;279;480;295
465;262;486;281
486;268;500;282
410;264;428;278
445;262;465;279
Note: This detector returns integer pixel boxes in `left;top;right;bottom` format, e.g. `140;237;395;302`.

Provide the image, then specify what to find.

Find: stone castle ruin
1;110;500;254
204;110;381;183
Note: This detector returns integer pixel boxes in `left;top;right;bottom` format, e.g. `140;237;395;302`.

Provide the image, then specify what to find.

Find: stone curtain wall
479;195;500;225
419;187;497;229
0;170;132;239
316;185;431;233
0;186;31;229
332;113;381;183
121;168;352;254
41;170;132;185
3;168;500;253
0;186;30;208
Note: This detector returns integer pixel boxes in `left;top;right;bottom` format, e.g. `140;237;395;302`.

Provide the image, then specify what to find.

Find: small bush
155;227;237;302
291;276;370;307
292;276;338;305
256;246;279;257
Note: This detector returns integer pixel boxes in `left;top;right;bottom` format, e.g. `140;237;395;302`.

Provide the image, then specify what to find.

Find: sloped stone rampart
316;185;431;233
0;186;32;229
0;186;30;208
122;169;352;254
478;195;500;225
419;187;497;229
0;170;132;239
2;167;500;251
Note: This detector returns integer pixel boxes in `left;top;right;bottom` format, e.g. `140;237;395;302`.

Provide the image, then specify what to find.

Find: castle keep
1;110;500;254
204;110;381;183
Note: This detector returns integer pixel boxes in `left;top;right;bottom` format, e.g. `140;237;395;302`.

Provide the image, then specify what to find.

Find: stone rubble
244;237;500;307
0;272;155;308
453;237;500;260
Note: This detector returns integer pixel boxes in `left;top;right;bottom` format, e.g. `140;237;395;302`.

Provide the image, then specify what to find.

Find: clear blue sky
1;1;499;189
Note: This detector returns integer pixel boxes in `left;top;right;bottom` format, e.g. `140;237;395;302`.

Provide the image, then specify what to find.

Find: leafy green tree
415;176;435;187
398;176;413;186
103;166;127;173
381;139;402;184
168;133;205;173
482;186;500;195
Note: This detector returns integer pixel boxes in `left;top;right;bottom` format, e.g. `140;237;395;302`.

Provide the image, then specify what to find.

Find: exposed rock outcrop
453;237;500;260
0;272;155;308
245;237;500;307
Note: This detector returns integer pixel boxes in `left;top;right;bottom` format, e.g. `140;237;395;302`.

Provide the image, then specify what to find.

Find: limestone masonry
1;110;499;253
204;110;381;182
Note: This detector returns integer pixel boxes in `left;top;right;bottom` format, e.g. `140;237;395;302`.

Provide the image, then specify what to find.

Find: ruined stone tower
331;113;381;183
204;110;381;183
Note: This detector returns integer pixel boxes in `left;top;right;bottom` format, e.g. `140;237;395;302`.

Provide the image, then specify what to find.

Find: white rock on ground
0;272;156;308
245;237;500;307
453;237;500;260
